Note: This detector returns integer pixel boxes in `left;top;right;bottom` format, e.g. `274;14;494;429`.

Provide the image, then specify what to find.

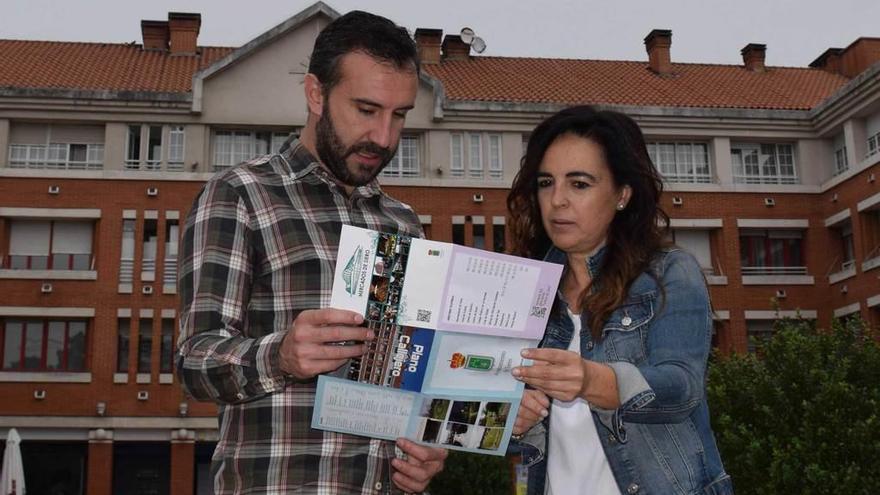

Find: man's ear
304;73;325;117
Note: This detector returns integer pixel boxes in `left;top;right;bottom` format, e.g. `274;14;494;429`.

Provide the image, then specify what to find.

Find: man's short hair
308;10;420;94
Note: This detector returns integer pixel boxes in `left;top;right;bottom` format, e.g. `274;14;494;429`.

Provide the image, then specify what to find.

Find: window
163;219;179;290
861;208;880;262
167;126;185;171
125;124;186;171
141;218;158;281
450;134;464;178
137;318;152;374
731;143;797;184
833;221;855;272
488;134;503;179
8;143;104;170
746;320;774;353
5;219;93;270
671;229;714;274
160;318;175;374
381;135;420;178
868;131;880;158
449;132;503;180
1;319;87;371
493;223;506;253
212;130;290;171
833;145;849;176
119;219;136;284
473;222;485;249
117;318;130;373
647;142;711;183
739;229;806;275
452;221;465;246
468;134;483;179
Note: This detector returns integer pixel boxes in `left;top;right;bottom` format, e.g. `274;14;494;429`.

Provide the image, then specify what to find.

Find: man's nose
369;115;395;150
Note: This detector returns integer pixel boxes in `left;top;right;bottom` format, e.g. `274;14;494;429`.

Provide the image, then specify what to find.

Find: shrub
707;317;880;494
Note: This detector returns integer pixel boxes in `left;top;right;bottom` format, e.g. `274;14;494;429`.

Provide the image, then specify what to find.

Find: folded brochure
312;225;563;455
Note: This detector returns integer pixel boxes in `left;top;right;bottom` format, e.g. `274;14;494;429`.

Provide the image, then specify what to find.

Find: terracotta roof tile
0;40;233;93
423;57;850;110
0;41;851;110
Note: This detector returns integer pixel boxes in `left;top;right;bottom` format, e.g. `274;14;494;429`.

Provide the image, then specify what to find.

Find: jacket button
621;316;632;327
374;481;383;491
627;483;639;494
607;434;616;444
585;341;594;351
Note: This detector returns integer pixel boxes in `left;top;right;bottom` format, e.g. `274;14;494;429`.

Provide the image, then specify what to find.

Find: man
177;11;447;494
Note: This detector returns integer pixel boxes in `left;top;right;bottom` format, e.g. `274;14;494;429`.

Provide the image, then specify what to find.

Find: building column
712;137;733;186
87;429;114;495
170;428;196;495
0;118;9;168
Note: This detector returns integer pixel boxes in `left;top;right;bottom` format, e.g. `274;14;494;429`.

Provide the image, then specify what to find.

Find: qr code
416;309;432;322
529;306;547;318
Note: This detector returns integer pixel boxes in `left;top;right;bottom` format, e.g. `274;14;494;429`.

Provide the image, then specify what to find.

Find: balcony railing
741;266;808;276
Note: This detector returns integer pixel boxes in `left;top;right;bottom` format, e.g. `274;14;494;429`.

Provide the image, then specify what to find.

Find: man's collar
278;135;384;198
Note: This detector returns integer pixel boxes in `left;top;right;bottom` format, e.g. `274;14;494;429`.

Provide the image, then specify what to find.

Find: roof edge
191;1;340;112
809;60;880;120
0;86;192;102
442;99;812;120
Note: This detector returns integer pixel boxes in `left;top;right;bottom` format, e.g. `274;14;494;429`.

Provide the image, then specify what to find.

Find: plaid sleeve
176;177;288;404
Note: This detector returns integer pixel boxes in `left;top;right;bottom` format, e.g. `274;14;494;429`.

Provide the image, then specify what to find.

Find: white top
546;311;620;495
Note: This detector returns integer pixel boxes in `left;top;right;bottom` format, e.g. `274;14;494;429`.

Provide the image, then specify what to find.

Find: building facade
1;3;879;494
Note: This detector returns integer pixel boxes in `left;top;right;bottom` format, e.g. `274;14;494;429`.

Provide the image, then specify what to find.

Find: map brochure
311;225;563;456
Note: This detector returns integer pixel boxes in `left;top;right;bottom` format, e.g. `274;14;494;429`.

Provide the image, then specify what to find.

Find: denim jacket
515;246;733;495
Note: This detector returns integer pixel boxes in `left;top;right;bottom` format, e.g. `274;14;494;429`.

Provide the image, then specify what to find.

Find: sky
2;0;880;67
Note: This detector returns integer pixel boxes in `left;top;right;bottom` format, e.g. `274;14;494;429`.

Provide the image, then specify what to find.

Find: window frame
1;318;88;372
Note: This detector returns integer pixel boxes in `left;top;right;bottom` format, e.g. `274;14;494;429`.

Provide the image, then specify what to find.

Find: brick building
1;2;879;494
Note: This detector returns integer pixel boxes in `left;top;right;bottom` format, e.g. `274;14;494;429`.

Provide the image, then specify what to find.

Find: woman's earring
616;203;625;211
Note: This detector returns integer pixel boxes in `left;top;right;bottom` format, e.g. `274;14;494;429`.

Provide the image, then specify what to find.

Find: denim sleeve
596;251;711;426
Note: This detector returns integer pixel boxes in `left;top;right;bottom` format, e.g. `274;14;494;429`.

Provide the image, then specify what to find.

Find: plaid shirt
177;137;423;494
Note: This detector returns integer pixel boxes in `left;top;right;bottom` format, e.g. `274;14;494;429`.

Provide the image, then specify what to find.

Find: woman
507;106;732;495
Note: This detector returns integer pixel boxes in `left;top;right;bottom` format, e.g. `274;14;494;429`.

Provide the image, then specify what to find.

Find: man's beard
315;105;395;187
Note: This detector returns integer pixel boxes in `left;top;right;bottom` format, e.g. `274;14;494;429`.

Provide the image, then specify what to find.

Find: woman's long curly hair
507;105;670;340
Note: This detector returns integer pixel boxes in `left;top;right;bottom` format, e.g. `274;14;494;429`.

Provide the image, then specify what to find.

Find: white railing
741;266;808;276
119;258;134;283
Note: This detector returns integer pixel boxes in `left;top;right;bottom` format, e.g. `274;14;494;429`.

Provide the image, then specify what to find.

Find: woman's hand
512;348;590;402
513;389;550;436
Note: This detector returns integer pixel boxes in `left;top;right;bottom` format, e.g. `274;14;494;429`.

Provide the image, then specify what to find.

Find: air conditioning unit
841;285;848;294
41;283;53;294
869;173;876;183
146;187;159;197
472;194;484;203
142;285;154;295
137;391;149;401
831;193;839;202
48;185;60;195
775;289;787;299
671;196;683;206
34;389;47;400
764;197;776;207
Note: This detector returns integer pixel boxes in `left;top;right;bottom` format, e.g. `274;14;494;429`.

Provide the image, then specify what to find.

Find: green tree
708;317;880;494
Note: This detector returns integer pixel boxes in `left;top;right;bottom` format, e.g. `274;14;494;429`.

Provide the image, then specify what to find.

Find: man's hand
513;389;550;436
279;308;374;380
391;438;448;493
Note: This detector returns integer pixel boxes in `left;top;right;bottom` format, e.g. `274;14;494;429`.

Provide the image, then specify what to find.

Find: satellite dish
460;27;475;44
471;36;486;54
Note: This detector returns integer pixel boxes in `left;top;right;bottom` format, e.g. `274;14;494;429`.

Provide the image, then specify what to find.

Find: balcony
0;254;97;280
741;266;814;285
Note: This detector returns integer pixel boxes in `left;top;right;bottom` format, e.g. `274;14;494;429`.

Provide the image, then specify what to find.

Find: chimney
415;28;443;64
442;35;470;61
168;12;201;55
141;20;169;51
809;48;843;75
831;38;880;78
644;29;673;75
741;43;767;72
